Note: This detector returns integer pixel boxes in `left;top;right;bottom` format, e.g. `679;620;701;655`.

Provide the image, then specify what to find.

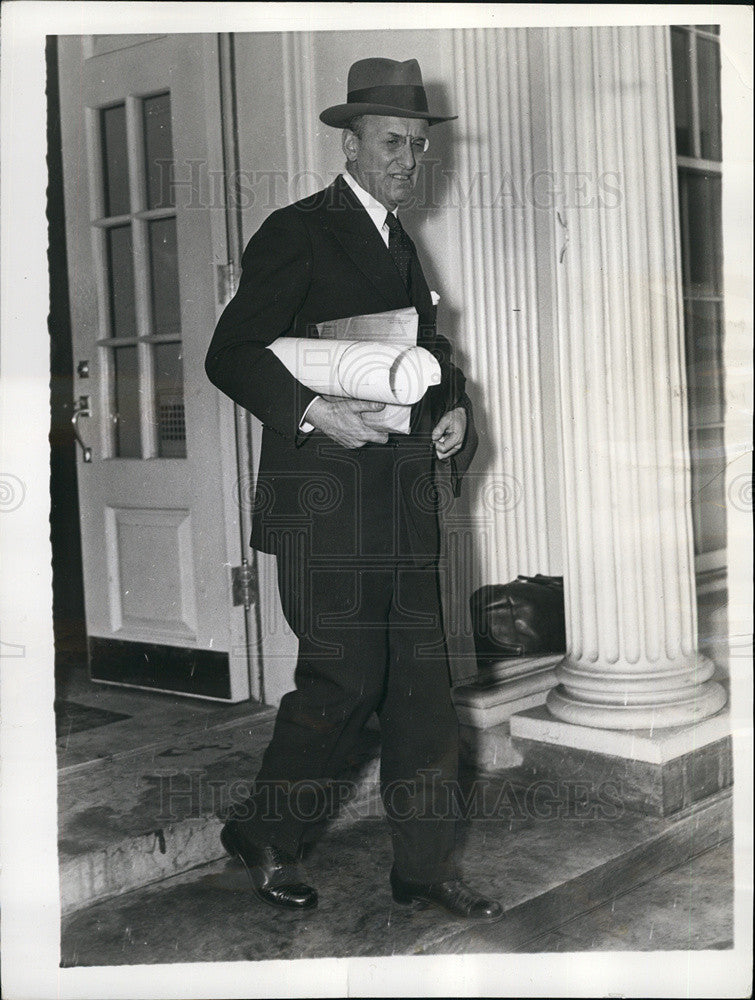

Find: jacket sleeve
205;208;318;442
425;330;466;411
420;326;478;497
449;390;478;497
415;312;466;418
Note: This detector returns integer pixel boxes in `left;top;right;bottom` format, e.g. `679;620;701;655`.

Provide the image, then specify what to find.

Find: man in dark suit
205;57;500;922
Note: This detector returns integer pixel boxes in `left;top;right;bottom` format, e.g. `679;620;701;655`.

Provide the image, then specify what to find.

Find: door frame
53;33;264;704
48;35;88;693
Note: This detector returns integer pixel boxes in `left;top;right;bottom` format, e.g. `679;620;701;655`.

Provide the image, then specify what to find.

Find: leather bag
470;575;566;661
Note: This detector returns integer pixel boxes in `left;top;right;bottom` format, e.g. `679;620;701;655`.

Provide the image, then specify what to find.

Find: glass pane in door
153;341;186;458
111;344;142;458
101;103;131;216
143;92;174;210
106;225;137;338
148;217;181;336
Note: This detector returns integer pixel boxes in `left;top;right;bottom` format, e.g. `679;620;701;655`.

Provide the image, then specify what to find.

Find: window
94;92;186;458
670;25;725;588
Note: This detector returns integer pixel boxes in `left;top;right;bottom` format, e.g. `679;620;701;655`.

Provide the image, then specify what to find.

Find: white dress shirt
341;169;397;247
298;172;398;432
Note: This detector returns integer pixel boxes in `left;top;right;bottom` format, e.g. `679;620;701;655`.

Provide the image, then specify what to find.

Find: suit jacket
205;174;477;564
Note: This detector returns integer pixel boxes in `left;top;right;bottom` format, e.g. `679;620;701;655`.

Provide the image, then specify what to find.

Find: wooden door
58;34;258;701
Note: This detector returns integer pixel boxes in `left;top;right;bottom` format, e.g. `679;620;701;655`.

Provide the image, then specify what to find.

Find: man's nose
397;139;416;170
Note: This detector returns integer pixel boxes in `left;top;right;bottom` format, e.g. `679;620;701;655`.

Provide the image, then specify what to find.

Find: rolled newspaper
267;337;440;406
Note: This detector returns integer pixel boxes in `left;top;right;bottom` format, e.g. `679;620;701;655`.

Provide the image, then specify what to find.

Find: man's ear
342;129;358;163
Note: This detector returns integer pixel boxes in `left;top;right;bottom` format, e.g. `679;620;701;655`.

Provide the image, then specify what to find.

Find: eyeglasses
380;133;430;155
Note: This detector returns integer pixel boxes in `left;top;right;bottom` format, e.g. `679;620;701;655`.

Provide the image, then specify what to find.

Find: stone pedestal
452;654;561;729
511;704;732;818
453;655;561;774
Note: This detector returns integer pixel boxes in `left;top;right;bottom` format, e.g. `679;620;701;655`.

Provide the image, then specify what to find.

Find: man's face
343;115;430;211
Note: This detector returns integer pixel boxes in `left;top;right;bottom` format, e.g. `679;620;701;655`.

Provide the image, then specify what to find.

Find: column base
509;702;732;817
546;654;727;730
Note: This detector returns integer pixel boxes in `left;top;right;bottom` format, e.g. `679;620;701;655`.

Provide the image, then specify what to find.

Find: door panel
103;507;197;636
58;34;256;701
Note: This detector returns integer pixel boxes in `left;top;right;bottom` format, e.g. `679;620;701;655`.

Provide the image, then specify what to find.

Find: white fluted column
450;27;553;587
544;26;726;729
444;27;561;708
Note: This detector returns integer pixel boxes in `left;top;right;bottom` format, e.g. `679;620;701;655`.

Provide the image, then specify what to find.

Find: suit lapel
318;176;411;309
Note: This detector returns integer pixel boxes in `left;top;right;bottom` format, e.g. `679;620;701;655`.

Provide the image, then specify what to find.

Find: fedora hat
319;57;457;128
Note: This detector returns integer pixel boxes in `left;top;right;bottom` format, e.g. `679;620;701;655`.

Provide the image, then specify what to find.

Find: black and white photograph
1;3;752;998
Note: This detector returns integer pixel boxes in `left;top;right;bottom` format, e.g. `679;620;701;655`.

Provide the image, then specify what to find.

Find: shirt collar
341;171;397;233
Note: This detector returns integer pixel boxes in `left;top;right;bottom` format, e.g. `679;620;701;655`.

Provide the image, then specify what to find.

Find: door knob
72;395;92;463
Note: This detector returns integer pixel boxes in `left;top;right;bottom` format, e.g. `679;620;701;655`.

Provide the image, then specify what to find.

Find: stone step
60;783;733;965
58;710;382;914
451;654;561;728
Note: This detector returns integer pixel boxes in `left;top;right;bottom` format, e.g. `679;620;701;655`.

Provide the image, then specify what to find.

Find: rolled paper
267;337;440;406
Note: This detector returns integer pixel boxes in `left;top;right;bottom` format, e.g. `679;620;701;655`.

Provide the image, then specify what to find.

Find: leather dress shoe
390;867;503;922
220;821;318;910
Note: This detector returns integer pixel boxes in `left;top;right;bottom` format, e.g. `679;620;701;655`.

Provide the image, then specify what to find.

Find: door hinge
216;261;238;309
231;557;256;609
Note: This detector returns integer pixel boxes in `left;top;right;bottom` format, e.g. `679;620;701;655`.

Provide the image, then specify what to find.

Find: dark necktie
385;211;413;293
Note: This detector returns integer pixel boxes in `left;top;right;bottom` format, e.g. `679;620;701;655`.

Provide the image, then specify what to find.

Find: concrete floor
60;822;733;966
56;664;736;968
517;840;733;952
56;664;269;772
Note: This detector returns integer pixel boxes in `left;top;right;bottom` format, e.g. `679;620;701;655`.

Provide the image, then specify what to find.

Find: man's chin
389;183;415;207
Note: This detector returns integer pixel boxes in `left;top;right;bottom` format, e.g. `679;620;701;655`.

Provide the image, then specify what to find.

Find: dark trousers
236;546;459;883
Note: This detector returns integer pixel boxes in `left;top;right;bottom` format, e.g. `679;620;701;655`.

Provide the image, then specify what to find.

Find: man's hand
431;406;467;460
306;396;390;449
